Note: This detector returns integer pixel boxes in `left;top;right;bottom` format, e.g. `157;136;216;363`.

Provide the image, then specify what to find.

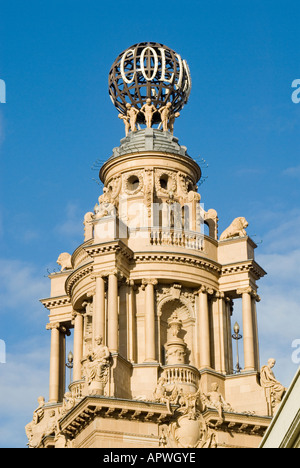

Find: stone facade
26;128;285;449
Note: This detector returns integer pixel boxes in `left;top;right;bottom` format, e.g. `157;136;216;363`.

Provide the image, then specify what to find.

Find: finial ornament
108;42;191;135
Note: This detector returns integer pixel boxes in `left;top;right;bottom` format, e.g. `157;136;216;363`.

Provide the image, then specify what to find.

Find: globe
108;42;192;125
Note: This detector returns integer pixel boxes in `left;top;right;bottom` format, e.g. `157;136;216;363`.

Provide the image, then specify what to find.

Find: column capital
215;291;225;299
237;286;260;300
46;322;71;336
141;278;158;289
197;285;216;295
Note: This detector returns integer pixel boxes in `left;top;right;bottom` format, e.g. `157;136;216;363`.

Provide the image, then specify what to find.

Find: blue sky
0;0;300;447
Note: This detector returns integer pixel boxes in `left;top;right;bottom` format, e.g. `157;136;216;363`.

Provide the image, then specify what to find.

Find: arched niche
157;295;195;366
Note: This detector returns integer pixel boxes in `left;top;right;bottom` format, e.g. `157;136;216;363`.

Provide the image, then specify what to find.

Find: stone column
225;297;234;374
238;287;256;371
252;292;261;371
107;270;119;353
47;322;61;403
94;275;106;344
72;311;84;382
198;286;211;369
127;280;137;363
216;291;227;374
142;278;158;362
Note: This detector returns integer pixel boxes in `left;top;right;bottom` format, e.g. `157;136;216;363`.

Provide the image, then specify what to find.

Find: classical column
94;275;106;344
127;280;137;363
72;311;84;382
237;287;256;371
216;291;227;374
252;292;261;371
107;270;119;353
225;297;234;374
198;286;211;369
142;278;158;362
47;322;61;402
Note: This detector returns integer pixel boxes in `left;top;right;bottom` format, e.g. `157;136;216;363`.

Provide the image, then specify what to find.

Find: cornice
65;262;94;297
221;260;267;280
84;240;134;262
134;251;221;275
40;295;71;310
59;396;173;438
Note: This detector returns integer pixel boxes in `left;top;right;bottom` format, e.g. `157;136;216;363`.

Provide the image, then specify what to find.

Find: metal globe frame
108;42;191;124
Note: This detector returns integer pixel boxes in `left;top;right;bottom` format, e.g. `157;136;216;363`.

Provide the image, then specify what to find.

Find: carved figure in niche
260;358;286;412
56;252;72;271
203;382;233;424
219;216;248;241
158;102;172;131
82;336;111;395
94;187;116;219
118;113;130;136
141;98;156;128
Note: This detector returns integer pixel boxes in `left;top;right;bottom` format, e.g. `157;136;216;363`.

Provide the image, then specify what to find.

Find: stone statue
141;98;156;128
82;336;111;395
168;111;180;135
203;382;233;424
260;358;286;414
56;252;72;271
118;113;130;136
25;396;45;447
83;211;94;241
94;187;116;219
219;217;248;241
125;103;139;132
158;102;172;132
60;391;76;417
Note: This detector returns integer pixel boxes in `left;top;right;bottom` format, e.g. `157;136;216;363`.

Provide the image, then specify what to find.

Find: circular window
127;175;140;192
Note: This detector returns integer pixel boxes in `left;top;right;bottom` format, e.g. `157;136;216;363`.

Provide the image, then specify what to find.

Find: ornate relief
159;386;217;448
156;283;195;320
81;336;111;396
123;170;144;196
154;169;177;197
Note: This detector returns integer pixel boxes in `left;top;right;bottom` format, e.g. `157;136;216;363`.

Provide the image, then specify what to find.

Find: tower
25;42;286;449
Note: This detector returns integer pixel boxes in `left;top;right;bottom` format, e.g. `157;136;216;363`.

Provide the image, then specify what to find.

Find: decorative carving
56;252;72;271
202;382;234;425
165;312;186;365
83;212;94;241
60;392;76;418
81;336;111;396
153;376;180;413
94;187;117;219
260;358;286;415
123;171;144;196
219;217;248;241
155;169;177;197
160;386;217;448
